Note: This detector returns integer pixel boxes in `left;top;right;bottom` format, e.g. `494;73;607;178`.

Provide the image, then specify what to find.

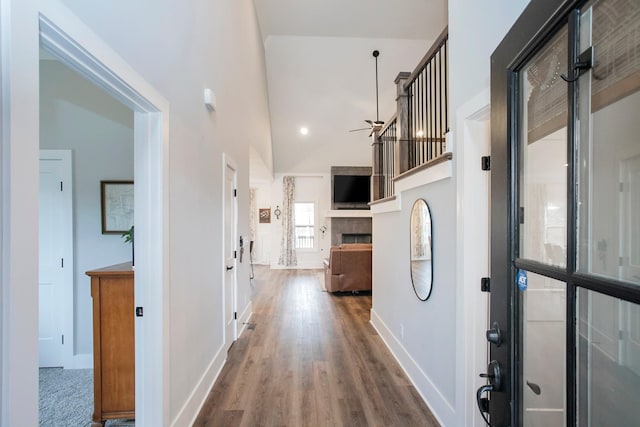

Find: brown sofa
323;243;372;292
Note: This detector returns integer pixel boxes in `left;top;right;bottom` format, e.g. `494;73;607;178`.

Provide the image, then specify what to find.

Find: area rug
39;367;135;426
39;367;93;427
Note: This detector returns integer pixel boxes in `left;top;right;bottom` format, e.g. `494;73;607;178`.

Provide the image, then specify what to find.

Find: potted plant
121;225;134;267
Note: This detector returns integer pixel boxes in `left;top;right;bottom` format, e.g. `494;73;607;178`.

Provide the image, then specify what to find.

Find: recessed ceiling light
300;127;309;135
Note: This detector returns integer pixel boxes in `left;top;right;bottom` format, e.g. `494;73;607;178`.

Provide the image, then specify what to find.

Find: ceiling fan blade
349;127;370;132
364;119;373;125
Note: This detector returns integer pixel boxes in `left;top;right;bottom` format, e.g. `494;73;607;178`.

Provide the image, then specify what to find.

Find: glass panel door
520;26;569;268
522;272;566;426
577;0;640;286
576;1;640;424
518;25;569;427
490;1;640;426
577;289;640;426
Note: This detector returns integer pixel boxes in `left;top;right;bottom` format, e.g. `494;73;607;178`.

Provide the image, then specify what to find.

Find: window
294;202;314;249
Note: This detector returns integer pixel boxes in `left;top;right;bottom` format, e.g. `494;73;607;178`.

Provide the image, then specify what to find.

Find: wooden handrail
403;26;449;91
378;112;398;136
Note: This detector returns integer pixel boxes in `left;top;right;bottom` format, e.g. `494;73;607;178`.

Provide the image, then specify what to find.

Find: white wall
269;174;331;269
40;59;134;359
2;0;272;425
250;145;274;265
53;0;271;421
265;36;431;173
251;181;273;265
371;176;457;425
371;1;533;426
448;0;530;129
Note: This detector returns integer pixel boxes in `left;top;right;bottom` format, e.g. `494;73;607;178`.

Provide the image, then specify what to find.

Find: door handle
476;360;503;423
226;265;234;271
476;384;493;414
526;381;541;395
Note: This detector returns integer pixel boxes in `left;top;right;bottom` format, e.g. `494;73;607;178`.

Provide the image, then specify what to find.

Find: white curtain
278;176;297;266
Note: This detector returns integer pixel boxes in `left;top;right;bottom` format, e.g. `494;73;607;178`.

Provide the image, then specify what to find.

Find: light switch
204;88;216;111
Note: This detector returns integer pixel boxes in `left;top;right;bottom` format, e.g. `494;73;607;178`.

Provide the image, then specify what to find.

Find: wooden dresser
86;262;135;426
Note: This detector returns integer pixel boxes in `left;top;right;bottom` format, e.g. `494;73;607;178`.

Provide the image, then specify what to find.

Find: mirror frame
410;199;433;301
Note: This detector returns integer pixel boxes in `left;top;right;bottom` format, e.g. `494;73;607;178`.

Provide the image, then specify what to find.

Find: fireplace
342;233;372;244
331;217;372;246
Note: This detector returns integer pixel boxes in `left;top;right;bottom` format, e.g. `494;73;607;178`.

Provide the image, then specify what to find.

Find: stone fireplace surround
330;166;372;246
331;217;372;246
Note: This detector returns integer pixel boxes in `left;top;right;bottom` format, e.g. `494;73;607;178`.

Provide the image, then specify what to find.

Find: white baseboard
171;344;227;427
65;353;93;370
237;301;253;336
171;302;253;427
370;309;455;426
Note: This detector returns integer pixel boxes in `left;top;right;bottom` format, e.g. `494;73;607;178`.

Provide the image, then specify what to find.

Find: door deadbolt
486;321;502;347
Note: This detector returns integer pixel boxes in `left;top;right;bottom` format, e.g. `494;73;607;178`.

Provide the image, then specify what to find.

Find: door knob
486;321;502;346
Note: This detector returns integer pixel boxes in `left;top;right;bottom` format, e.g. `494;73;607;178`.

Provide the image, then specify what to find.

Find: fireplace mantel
325;209;372;218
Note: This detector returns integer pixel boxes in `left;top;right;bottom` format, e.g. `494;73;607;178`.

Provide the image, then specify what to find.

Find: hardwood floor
193;267;440;427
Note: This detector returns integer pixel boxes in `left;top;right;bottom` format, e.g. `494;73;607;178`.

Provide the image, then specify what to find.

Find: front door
486;0;640;425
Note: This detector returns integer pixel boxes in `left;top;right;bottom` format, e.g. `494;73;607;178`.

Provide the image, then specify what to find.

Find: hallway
194;268;439;427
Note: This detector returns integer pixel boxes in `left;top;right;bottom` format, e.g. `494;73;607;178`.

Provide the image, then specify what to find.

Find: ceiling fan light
300;127;309;135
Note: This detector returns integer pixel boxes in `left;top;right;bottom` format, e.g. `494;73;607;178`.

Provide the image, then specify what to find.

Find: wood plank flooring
193;267;439;427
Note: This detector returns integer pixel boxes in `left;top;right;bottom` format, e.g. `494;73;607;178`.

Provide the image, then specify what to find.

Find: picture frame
259;208;271;224
101;180;134;234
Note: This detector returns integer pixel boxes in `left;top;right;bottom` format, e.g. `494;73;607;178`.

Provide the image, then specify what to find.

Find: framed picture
259;208;271;224
101;180;134;234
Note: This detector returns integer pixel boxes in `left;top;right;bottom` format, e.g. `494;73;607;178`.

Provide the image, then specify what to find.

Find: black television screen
334;175;370;203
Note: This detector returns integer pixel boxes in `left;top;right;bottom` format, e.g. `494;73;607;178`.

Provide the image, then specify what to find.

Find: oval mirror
410;199;433;300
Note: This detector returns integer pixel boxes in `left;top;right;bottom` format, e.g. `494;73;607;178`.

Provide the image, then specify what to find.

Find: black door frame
490;2;579;425
488;0;640;425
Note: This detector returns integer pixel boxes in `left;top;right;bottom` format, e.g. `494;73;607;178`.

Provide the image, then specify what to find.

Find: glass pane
294;203;315;249
577;288;640;426
522;272;566;426
294;202;314;226
519;27;569;267
578;0;640;285
295;226;314;249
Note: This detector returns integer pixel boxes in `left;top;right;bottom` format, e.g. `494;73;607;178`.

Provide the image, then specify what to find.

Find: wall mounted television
333;175;371;204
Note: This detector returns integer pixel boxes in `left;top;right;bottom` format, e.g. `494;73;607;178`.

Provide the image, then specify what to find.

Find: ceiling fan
349;50;384;133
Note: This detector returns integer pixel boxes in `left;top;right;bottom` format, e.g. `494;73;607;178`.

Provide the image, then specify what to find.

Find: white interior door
223;158;237;351
39;150;73;368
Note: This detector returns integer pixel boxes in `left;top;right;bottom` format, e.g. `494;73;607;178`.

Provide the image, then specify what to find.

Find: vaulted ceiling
252;0;448;174
253;0;446;41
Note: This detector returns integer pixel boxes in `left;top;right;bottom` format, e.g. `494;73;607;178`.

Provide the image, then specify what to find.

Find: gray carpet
39;368;135;427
